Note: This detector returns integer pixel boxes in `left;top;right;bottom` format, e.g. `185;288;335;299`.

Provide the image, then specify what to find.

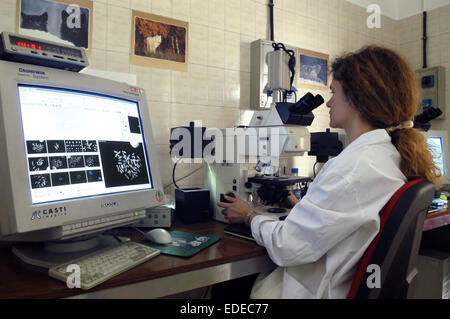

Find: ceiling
347;0;450;20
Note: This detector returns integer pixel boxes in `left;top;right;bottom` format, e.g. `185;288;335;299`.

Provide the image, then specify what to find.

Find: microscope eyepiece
290;92;325;115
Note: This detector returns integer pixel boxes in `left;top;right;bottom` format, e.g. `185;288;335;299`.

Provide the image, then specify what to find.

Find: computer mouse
144;228;172;245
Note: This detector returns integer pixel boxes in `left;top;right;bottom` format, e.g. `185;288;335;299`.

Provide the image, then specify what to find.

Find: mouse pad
142;231;221;257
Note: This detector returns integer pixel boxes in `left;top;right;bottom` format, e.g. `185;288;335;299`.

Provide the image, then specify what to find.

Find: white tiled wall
0;0;401;192
397;4;450;133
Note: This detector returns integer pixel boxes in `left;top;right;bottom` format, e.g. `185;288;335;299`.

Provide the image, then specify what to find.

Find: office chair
347;179;435;299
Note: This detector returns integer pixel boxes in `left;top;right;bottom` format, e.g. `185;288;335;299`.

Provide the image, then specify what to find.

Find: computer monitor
0;60;164;265
423;130;450;188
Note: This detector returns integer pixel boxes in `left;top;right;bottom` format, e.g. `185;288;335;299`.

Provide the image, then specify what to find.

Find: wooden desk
0;221;275;299
423;209;450;232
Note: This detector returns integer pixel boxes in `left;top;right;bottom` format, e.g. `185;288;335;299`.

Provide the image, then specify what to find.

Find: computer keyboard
48;241;160;290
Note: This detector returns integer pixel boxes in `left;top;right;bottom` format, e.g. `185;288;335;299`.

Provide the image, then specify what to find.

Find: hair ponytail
390;128;441;187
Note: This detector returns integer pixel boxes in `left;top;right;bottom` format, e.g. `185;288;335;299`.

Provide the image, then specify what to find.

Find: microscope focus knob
220;192;236;203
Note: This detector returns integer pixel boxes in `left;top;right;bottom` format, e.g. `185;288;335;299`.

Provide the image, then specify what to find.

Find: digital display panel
9;35;83;58
18;85;153;205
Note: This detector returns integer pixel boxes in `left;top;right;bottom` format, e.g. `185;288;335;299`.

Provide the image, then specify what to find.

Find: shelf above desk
0;221;275;299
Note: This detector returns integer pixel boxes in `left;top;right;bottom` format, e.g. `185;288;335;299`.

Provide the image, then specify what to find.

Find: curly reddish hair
331;45;441;186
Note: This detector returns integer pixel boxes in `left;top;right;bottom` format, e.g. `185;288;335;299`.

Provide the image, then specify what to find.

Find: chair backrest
347;179;436;299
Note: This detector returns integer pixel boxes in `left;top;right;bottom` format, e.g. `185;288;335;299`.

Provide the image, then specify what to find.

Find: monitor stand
12;234;130;269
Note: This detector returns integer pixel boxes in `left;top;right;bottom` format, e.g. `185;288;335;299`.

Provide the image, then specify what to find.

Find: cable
272;42;296;98
164;163;206;191
172;158;181;189
313;161;319;178
269;0;274;41
131;226;146;236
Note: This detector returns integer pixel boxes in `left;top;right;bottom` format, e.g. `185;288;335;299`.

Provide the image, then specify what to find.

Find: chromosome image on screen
68;155;85;168
47;140;66;153
49;156;68;170
84;155;100;167
99;141;149;188
51;172;70;186
70;171;87;184
27;140;47;154
87;169;102;183
18;85;153;204
31;174;51;189
82;140;98;152
28;157;49;171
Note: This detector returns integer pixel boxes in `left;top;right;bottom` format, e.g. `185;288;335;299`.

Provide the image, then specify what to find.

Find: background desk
423;209;450;232
415;209;450;299
0;221;275;299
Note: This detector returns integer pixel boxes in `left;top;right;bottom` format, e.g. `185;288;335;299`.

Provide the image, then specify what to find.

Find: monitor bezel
0;61;164;238
423;129;450;187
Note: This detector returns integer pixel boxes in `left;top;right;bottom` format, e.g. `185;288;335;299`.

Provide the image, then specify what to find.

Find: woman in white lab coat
218;45;441;299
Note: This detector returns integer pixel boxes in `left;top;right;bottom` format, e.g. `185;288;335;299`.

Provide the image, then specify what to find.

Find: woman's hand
273;192;300;209
217;196;252;224
285;191;300;208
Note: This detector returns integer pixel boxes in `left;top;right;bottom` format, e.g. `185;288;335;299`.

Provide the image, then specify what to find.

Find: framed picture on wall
131;10;188;72
16;0;93;56
298;48;329;91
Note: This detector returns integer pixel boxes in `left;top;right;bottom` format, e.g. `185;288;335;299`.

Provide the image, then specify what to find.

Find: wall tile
106;51;130;73
148;101;171;145
92;1;107;50
130;0;151;12
152;0;172;17
173;0;190;22
189;23;208;65
107;5;131;54
207;67;225;106
209;0;225;30
171;70;190;104
240;0;255;37
255;2;268;40
225;0;241;33
151;68;171;102
224;70;241;108
108;0;130;8
225;31;240;70
440;6;450;34
208;27;225;68
191;0;209;26
189;64;209;105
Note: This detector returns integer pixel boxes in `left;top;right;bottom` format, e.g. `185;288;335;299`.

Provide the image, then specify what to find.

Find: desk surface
0;221;274;299
424;209;450;231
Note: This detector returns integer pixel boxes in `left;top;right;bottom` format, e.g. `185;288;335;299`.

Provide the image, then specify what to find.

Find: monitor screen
18;85;153;205
427;136;446;176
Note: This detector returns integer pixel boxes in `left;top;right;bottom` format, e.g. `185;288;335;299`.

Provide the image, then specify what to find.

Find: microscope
205;43;325;223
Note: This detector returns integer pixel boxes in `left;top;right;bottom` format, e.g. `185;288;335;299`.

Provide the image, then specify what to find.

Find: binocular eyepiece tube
290;92;325;115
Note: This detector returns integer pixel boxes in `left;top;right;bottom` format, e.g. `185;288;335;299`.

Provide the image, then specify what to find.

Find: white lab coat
250;129;407;299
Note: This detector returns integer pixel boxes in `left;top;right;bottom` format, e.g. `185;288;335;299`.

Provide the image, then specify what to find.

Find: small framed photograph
298;48;329;91
16;0;93;56
131;10;188;72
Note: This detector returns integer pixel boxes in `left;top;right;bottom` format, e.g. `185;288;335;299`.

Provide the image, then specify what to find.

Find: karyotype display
99;141;150;188
27;139;149;189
